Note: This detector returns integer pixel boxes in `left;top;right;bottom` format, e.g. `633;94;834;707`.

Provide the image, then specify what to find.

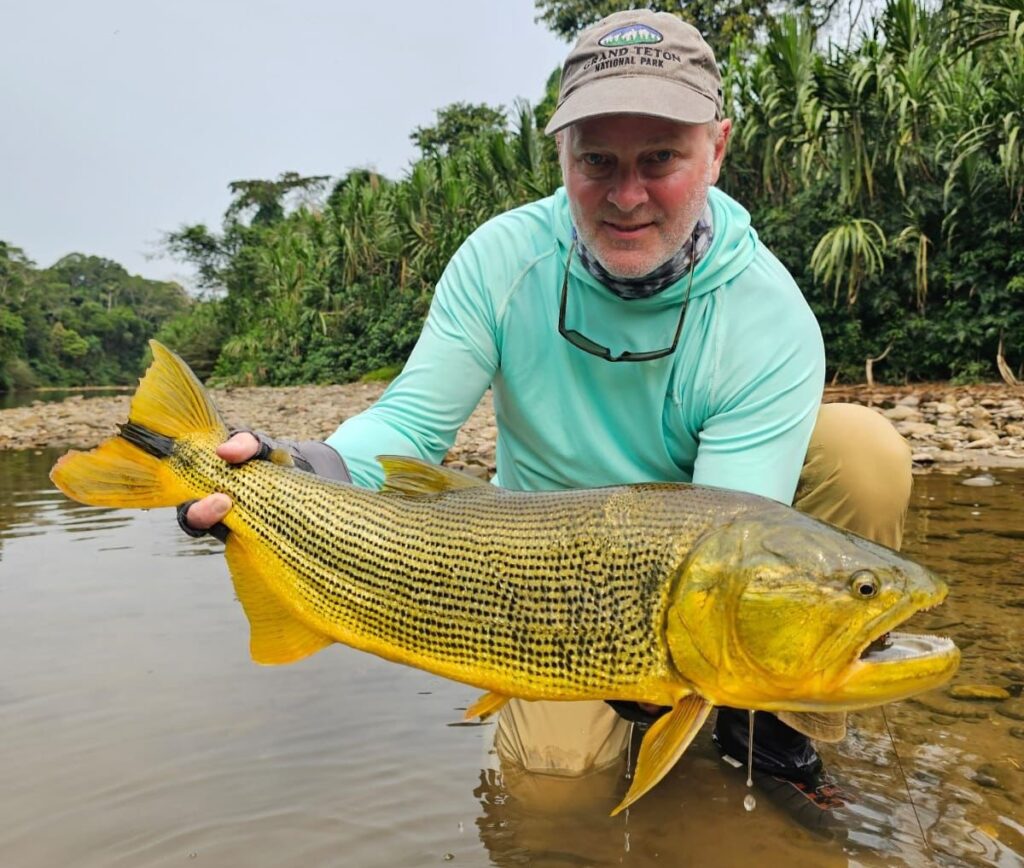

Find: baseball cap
544;10;723;135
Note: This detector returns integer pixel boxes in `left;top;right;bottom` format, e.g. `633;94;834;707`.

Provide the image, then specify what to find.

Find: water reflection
0;449;135;561
1;449;1021;867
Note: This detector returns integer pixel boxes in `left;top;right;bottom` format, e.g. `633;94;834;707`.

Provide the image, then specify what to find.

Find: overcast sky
0;1;568;286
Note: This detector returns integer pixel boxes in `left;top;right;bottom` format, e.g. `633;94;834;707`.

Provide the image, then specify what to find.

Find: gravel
4;381;1023;476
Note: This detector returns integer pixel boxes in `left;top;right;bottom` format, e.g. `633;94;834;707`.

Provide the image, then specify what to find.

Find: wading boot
713;707;852;836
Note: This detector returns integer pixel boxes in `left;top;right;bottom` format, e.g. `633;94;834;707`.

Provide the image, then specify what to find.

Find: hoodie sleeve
691;256;825;505
324;231;499;489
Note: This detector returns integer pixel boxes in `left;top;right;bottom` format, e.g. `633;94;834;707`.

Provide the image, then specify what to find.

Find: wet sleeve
691;280;825;505
324;234;499;490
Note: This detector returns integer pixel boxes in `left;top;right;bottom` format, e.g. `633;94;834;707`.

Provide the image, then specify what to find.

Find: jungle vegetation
4;0;1022;389
0;244;190;390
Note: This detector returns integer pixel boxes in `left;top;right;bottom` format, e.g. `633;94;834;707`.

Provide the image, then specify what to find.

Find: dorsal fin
377;455;488;496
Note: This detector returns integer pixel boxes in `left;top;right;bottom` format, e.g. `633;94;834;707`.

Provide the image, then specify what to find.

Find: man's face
560;115;731;279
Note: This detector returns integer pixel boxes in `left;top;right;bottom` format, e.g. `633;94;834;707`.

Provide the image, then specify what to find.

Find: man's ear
709;119;732;185
555;129;571;181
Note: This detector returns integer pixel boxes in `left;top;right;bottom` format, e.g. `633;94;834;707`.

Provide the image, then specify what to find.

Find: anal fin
610;695;713;817
224;535;333;665
465;691;510;721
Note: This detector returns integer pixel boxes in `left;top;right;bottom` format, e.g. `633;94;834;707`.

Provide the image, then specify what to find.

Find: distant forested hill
0;242;191;391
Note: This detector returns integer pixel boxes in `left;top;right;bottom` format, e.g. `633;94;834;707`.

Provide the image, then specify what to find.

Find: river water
1;450;1021;867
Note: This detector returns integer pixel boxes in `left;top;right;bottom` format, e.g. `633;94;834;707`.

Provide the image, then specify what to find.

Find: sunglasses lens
563;329;610;358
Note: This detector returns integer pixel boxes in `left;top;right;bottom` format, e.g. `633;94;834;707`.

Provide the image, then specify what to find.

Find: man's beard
568;180;711;280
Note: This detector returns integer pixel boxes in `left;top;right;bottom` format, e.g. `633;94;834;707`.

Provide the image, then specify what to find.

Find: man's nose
607;166;649;211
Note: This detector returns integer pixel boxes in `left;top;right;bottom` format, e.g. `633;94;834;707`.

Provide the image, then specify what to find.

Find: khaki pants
493;403;913;776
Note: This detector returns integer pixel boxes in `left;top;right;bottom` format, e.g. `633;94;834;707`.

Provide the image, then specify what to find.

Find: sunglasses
557;233;695;363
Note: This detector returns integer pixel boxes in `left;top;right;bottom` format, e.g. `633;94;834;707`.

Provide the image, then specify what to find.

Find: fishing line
744;710;757;811
881;706;930;854
625;722;635;781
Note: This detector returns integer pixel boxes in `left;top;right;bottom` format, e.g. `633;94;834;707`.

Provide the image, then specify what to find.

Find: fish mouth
832;629;960;709
760;587;960;713
857;631;957;665
827;593;960;709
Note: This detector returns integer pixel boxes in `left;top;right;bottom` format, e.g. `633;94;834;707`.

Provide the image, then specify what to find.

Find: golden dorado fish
50;341;960;815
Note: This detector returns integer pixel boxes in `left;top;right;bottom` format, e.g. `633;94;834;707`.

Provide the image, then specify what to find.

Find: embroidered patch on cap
598;24;663;47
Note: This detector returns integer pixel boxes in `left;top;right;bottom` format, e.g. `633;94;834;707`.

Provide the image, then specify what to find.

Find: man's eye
648;150;674;163
582;154;608;167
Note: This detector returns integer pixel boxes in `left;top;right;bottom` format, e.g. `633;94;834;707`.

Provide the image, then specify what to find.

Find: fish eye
850;570;879;598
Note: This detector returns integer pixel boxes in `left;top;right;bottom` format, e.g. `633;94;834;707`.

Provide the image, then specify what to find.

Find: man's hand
177;430;352;539
180;432;260;533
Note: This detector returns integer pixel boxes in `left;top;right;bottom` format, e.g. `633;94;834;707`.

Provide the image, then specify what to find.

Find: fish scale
178;437;763;699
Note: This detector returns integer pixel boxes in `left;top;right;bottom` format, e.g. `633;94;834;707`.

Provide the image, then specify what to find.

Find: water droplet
743;794;756;812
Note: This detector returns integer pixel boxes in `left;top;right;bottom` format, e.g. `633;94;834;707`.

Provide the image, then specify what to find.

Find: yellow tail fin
49;341;228;509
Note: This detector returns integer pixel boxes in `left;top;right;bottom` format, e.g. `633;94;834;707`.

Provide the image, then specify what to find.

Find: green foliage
361;363;404;383
534;67;563;133
720;0;1024;382
167;104;560;386
810;218;887;305
411;102;508;157
532;0;837;55
152;297;227;382
226;172;331;226
0;243;191;391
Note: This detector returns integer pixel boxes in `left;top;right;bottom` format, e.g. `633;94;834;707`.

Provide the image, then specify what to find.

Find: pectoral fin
610;695;713;817
224;535;333;665
465;691;510;720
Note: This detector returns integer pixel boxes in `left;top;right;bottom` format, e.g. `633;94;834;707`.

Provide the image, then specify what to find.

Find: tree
534;67;563;133
225;172;331;226
410;102;508;157
533;0;840;54
0;241;191;390
166;171;335;293
0;308;26;386
0;241;33;305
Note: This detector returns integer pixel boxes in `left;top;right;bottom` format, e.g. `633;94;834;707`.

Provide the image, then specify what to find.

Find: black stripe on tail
118;421;175;459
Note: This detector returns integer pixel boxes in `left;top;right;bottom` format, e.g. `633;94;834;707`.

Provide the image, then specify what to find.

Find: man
182;9;911;829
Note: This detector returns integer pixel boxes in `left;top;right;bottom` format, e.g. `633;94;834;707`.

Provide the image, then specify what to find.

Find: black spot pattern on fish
168;437;763;700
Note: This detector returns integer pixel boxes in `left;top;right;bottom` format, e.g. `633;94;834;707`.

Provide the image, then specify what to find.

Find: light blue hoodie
327;186;824;503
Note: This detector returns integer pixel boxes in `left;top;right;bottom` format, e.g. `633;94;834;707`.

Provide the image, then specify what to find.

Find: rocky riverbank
2;381;1023;475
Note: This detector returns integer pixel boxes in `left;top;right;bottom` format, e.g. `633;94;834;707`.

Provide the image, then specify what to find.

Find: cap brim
544;76;717;135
